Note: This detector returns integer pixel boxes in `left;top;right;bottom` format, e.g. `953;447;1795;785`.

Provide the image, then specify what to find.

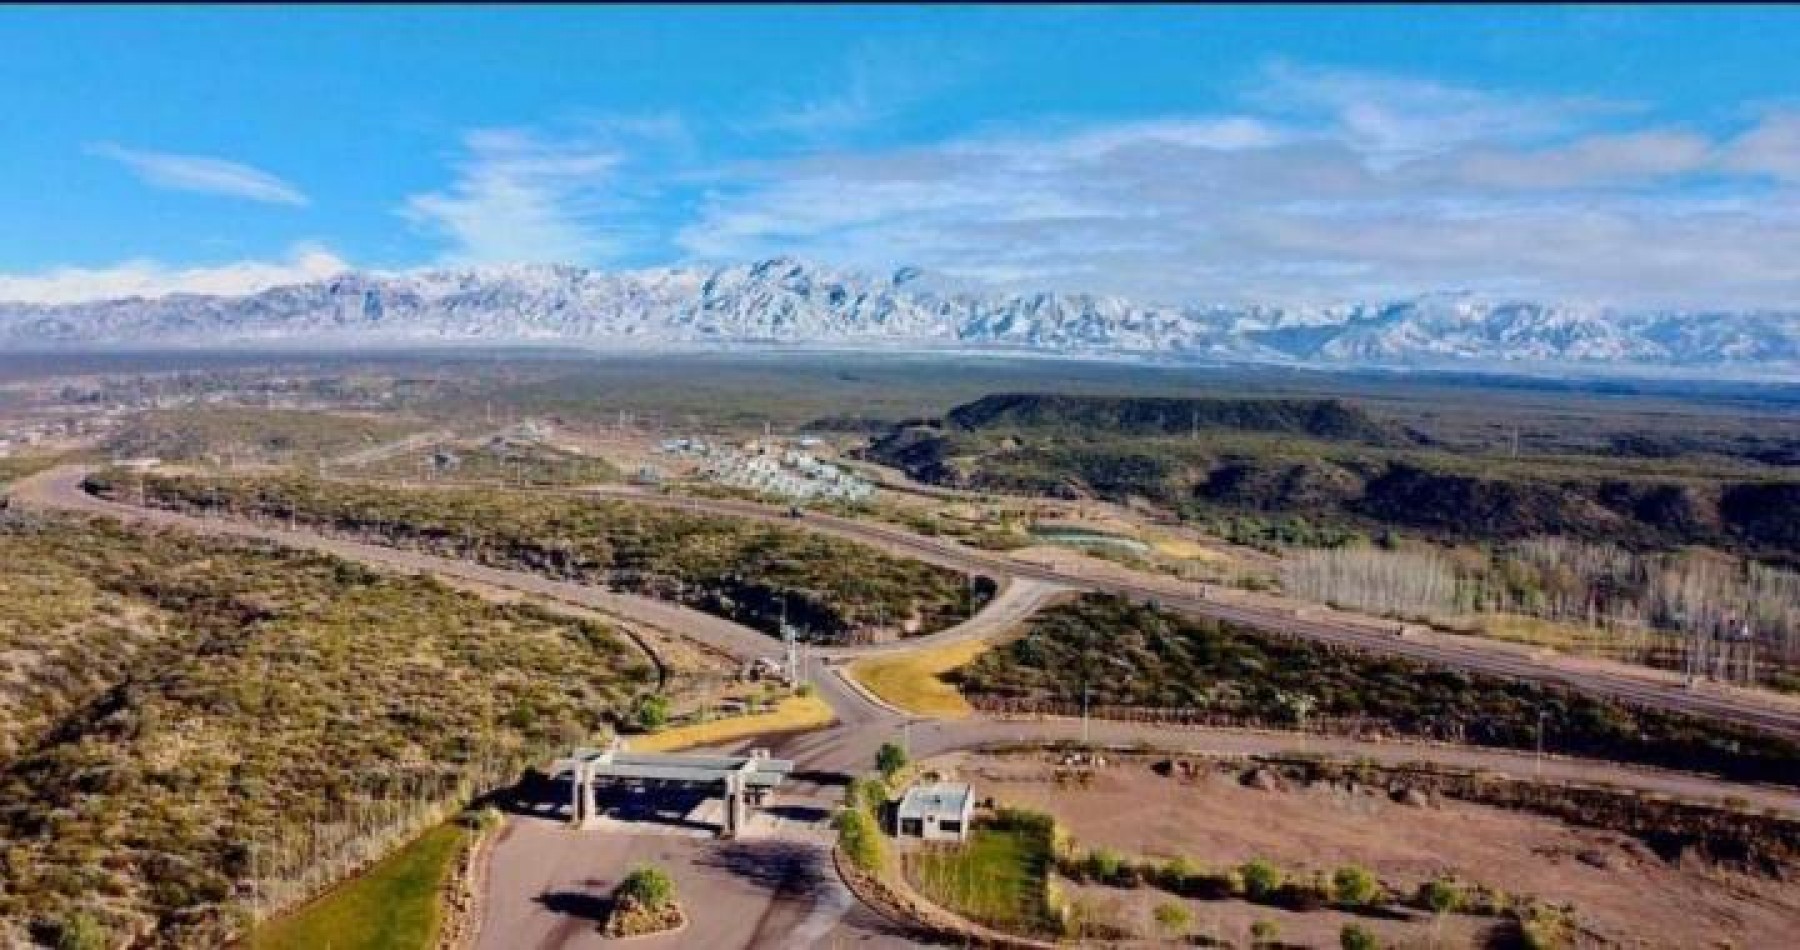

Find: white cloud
1722;110;1800;181
0;245;348;304
401;122;682;266
89;143;308;206
675;70;1800;309
1441;130;1714;189
1249;62;1626;165
741;39;971;141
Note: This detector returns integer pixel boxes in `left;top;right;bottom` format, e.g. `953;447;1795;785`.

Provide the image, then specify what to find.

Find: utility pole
1535;708;1548;780
1081;682;1091;746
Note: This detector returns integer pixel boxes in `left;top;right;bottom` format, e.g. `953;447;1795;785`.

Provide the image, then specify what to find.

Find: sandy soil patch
848;638;992;718
940;751;1800;948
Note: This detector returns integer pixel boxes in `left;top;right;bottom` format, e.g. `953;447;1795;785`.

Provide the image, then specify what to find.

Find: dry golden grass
1435;612;1680;661
1149;536;1232;563
848;637;995;718
627;693;835;752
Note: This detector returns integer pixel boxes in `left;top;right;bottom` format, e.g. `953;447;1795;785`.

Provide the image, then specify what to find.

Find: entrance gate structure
552;740;794;838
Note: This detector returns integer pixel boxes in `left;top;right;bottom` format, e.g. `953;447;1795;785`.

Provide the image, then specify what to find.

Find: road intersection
10;465;1800;948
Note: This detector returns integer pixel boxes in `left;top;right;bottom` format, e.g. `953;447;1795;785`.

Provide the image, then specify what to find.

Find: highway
15;464;1797;803
573;484;1800;741
15;464;1800;741
13;463;1798;949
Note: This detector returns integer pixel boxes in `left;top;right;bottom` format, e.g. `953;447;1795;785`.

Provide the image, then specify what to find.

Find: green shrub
834;807;884;871
1419;878;1464;914
462;806;503;832
955;594;1800;786
1250;918;1280;945
1085;848;1125;882
1159;856;1198;889
1340;922;1380;950
1152;900;1192;938
988;807;1056;835
1333;864;1379;905
846;776;888;820
634;694;671;732
1239;858;1284;901
619;865;674;910
55;912;107;950
875;741;908;782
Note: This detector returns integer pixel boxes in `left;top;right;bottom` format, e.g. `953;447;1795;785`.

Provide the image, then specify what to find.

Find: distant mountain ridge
2;257;1796;371
943;394;1422;446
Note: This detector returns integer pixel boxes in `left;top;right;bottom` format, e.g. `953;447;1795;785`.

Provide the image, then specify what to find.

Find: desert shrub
619;865;674;910
1239;859;1284;901
1085;848;1125;883
1333;864;1379;905
633;694;671;732
94;469;985;644
1250;918;1280;945
1418;878;1465;914
462;806;503;833
1152;900;1192;938
55;912;107;950
1340;922;1380;950
957;594;1800;785
1158;856;1198;890
0;514;650;941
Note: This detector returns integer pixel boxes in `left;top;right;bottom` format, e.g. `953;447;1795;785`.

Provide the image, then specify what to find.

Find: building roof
553;747;795;789
897;781;974;821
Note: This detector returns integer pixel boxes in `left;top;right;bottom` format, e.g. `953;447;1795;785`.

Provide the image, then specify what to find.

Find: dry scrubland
956;595;1800;783
950;751;1800;948
0;512;653;947
343;437;622;487
88;468;984;643
101;408;423;464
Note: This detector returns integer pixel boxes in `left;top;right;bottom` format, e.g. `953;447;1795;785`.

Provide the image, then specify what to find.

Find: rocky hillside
942;394;1423;446
862;397;1800;561
4;258;1798;372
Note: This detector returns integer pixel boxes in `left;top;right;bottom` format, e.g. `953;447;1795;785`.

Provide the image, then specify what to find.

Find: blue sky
3;5;1799;307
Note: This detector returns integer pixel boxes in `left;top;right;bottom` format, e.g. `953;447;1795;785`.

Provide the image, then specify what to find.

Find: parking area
475;815;917;949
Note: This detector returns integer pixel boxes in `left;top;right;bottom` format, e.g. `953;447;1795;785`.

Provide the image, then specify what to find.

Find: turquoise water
1027;526;1151;555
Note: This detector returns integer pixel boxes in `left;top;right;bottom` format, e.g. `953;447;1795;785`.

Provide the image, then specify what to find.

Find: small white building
895;781;975;842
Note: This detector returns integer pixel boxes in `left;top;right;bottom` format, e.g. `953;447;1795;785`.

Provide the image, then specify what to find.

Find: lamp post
1535;709;1549;780
1081;683;1091;746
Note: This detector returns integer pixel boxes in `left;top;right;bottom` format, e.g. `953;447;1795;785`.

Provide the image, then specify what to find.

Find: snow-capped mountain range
2;257;1796;371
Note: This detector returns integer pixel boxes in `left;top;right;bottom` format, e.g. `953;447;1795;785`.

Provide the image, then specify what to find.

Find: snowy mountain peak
0;257;1795;371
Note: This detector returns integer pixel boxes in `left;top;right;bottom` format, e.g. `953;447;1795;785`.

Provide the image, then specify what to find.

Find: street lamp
1535;709;1549;780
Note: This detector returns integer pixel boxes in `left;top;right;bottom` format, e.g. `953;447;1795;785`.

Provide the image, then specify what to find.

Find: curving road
569;484;1800;741
13;464;1799;949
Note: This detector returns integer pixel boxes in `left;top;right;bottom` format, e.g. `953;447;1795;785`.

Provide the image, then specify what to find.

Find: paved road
16;466;1798;808
570;484;1800;741
28;464;1800;742
476;818;921;950
13;465;1800;949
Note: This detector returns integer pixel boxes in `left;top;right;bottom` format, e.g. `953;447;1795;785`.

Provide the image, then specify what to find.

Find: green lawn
906;827;1055;935
250;823;468;950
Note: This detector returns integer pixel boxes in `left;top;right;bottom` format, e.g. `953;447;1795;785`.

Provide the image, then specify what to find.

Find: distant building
895;781;975;842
